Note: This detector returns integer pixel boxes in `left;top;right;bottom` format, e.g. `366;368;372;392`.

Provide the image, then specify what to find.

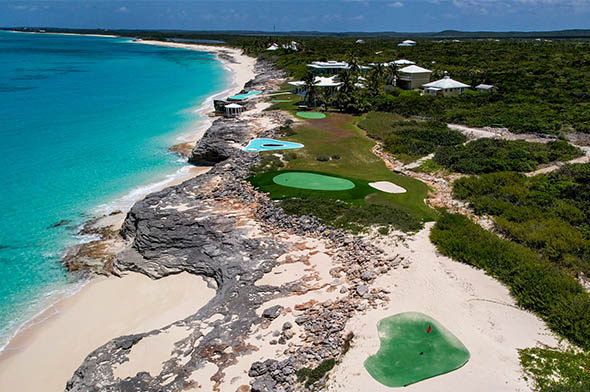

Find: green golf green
273;172;355;191
272;99;292;103
296;111;326;119
365;312;470;387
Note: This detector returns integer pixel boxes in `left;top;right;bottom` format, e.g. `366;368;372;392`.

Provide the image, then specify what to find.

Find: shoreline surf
0;36;255;358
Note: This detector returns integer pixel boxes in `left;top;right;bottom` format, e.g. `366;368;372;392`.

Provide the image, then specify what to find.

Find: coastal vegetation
358;111;466;163
519;347;590;391
452;164;590;275
434;139;584;174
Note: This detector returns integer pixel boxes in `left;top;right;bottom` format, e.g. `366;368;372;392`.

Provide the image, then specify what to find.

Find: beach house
423;76;471;96
225;103;244;118
475;84;498;93
307;61;370;75
288;76;341;96
398;40;417;47
397;65;432;90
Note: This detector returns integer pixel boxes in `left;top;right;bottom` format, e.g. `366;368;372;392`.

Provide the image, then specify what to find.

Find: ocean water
0;31;228;350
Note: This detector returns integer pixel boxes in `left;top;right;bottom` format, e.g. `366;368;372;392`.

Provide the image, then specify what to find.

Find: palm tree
317;89;331;112
367;63;386;96
347;52;361;75
302;72;317;107
385;63;399;87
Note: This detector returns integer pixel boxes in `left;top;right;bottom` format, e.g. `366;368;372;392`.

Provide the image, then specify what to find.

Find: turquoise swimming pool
229;90;262;101
243;138;304;152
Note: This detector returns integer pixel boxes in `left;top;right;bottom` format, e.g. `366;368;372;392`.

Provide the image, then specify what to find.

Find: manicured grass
273;172;355;191
296;111;326;119
365;312;470;387
279;113;435;221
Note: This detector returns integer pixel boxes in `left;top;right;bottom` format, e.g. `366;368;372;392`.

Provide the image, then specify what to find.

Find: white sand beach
0;39;257;392
0;272;216;392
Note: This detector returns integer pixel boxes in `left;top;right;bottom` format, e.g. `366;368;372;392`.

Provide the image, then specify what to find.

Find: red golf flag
427;325;432;333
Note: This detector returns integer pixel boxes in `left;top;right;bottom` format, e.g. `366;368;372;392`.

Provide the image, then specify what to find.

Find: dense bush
434;138;583;174
431;212;590;349
281;198;423;233
452;165;590;275
358;112;466;162
316;154;330;162
296;359;336;387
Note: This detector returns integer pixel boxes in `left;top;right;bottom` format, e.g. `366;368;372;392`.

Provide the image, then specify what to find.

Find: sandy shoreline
0;37;256;391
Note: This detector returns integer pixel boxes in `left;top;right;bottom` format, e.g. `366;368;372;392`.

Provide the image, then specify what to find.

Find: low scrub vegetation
358;112;466;163
519;347;590;392
453;164;590;275
434;138;583;174
430;212;590;349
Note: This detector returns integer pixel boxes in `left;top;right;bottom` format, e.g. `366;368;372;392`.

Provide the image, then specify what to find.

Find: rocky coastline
62;59;409;392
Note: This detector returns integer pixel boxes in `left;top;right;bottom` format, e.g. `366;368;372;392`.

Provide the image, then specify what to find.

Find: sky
1;0;589;33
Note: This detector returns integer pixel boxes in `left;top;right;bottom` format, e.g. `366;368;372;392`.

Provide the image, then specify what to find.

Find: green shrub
296;359;336;387
283;152;298;161
434;138;584;174
331;154;341;160
316;154;330;162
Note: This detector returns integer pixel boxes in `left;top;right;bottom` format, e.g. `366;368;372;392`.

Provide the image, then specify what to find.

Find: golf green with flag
365;312;470;387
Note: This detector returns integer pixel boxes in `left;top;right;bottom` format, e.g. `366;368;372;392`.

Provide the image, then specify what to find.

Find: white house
356;39;366;44
307;61;371;75
397;65;432;90
475;84;498;93
398;40;417;47
225;103;244;118
266;43;279;51
423;76;471;96
288;76;342;96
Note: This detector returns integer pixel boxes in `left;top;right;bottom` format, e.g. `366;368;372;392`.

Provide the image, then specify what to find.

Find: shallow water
0;31;228;349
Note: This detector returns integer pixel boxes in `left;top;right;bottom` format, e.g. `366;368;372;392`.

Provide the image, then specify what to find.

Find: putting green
272;99;292;103
365;312;470;387
273;172;355;191
296;111;326;119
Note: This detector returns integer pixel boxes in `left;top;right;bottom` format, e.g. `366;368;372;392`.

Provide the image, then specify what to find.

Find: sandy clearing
328;223;557;392
0;273;216;392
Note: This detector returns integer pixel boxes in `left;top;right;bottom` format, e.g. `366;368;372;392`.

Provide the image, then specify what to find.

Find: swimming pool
228;90;262;101
243;138;304;152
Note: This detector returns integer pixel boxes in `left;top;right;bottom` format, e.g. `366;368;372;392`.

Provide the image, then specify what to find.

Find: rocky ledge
65;59;408;392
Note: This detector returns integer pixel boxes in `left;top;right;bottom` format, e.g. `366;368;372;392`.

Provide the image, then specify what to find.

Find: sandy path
328;224;557;392
0;272;215;392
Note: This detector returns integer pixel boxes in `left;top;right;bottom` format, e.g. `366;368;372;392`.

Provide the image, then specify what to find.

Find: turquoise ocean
0;31;229;350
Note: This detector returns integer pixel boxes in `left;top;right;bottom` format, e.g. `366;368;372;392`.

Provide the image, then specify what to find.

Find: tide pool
0;31;229;349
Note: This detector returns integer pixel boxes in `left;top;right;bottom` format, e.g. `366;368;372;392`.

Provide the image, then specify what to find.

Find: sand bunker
369;181;406;194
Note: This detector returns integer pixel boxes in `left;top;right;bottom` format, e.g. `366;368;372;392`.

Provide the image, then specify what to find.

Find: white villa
288;76;341;96
398;40;417;47
397;65;432;90
266;43;279;51
423;76;471;96
476;84;498;93
307;61;370;75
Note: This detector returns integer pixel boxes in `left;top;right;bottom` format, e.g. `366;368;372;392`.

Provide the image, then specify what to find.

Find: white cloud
116;6;129;13
387;2;405;7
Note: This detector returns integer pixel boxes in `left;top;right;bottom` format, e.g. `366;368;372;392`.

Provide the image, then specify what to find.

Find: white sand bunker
369;181;407;194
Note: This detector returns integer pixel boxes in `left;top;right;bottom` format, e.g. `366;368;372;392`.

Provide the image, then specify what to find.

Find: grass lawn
249;112;435;230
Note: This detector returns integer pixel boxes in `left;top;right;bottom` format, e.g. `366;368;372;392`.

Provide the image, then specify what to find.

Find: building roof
266;43;279;51
399;65;432;74
476;84;496;90
393;59;415;66
288;76;341;88
402;40;416;44
423;76;471;89
307;61;349;69
225;103;243;109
